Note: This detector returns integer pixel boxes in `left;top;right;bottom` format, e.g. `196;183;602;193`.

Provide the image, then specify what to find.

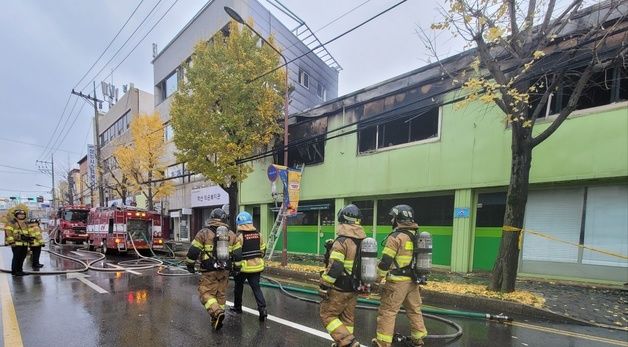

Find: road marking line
66;273;109;294
105;263;142;275
226;301;367;347
508;321;628;347
0;257;24;347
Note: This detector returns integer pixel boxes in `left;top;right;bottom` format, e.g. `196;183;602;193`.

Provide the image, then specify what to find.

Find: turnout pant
11;246;28;274
233;272;266;310
31;246;42;266
374;281;427;347
319;289;357;346
198;270;229;319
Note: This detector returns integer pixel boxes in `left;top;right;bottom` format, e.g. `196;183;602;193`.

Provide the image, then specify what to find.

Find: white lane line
105;263;142;275
226;301;367;347
0;256;24;347
66;273;109;294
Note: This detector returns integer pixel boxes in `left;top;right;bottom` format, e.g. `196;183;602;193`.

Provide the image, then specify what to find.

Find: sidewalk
264;254;627;330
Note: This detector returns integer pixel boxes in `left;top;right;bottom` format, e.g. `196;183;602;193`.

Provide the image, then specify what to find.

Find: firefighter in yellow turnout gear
185;208;235;330
372;204;428;347
319;204;366;347
4;209;36;276
27;218;45;269
231;211;268;321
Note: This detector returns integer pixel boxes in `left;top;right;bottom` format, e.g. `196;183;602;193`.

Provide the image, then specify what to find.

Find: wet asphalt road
0;244;626;347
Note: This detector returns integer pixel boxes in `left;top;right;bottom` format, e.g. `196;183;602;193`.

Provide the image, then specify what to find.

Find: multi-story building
239;5;628;282
96;84;153;207
153;0;341;241
76;155;91;206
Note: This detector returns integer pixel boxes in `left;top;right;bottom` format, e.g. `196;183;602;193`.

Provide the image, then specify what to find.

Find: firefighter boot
258;308;267;322
229;306;242;314
212;312;225;331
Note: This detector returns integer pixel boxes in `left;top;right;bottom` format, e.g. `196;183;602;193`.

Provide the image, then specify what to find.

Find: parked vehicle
53;206;90;244
86;206;164;254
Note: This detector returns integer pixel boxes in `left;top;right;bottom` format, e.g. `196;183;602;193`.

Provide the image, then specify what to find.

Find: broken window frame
357;106;442;154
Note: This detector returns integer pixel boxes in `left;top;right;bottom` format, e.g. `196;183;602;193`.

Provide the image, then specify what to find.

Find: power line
73;0;147;90
0;188;50;193
79;0;166;92
40;95;81;160
0;137;80;155
249;0;409;83
101;0;181;82
0;164;40;173
38;94;74;161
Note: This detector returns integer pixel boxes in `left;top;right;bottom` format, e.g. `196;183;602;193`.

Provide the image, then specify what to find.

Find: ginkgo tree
170;21;286;223
114;113;174;210
429;0;627;292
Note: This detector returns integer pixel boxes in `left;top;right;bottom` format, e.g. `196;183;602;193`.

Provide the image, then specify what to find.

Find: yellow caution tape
502;225;628;260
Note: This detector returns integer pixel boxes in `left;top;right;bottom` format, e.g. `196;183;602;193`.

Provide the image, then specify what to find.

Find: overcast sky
0;0;460;199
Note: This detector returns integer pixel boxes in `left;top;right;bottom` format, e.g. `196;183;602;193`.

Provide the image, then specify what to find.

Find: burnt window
554;64;627;113
358;107;439;153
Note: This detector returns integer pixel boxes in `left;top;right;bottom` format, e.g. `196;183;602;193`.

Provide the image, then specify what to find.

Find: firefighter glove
318;284;330;300
186;264;196;274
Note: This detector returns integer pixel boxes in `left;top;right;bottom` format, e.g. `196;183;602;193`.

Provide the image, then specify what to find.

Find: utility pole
71;82;104;207
36;154;56;209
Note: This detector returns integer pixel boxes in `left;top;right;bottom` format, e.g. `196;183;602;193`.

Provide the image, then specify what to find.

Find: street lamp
36;184;56;209
224;6;290;266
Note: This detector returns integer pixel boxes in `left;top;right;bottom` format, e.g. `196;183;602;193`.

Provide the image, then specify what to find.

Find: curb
265;265;589;325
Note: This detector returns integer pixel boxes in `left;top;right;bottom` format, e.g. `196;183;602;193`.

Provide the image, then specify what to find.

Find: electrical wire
79;0;166;92
73;0;147;90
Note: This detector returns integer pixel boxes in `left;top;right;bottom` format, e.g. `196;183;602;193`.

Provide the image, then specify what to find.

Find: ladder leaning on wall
266;164;304;260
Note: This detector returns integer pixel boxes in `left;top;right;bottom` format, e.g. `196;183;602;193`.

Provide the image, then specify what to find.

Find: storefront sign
170;211;181;218
191;186;229;208
87;144;96;187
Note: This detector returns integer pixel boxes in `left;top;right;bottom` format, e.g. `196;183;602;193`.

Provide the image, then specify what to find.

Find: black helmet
209;208;228;223
389;204;415;224
337;204;362;224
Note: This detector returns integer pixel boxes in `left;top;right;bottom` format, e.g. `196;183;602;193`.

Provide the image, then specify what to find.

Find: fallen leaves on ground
267;261;545;308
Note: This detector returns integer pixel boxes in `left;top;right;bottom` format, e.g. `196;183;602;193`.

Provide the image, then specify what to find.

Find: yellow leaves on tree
113;113;173;210
170;20;285;188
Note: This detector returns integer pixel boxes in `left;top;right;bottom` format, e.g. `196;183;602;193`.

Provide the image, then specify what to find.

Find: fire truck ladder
266;164;304;260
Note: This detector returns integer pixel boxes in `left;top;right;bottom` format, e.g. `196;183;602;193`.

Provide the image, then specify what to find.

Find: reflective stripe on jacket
320;223;366;290
233;224;266;273
377;222;419;282
185;220;234;271
4;220;30;246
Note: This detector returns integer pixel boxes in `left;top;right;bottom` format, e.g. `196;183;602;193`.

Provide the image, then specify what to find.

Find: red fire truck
86;206;164;254
53;206;90;244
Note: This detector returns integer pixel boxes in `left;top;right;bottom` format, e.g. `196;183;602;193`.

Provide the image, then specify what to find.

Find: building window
100;110;131;146
162;69;179;100
298;68;309;89
164;122;174;141
476;192;506;227
358;106;440;153
530;64;628;118
377;195;454;226
317;83;327;101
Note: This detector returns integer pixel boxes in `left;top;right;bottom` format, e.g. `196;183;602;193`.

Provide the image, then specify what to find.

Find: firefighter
27;218;45;269
371;205;427;347
319;204;366;347
231;211;267;321
4;209;34;276
185;208;235;330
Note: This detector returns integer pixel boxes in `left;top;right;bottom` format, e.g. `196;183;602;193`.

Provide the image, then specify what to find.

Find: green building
240;27;628;284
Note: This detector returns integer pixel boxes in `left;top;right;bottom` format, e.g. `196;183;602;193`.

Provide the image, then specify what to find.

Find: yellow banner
287;170;302;215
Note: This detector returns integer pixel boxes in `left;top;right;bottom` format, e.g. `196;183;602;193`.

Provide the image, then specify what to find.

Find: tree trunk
222;183;239;232
147;171;154;211
490;125;533;292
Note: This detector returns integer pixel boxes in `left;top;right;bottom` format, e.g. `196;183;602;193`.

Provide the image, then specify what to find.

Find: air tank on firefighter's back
360;237;378;284
215;226;230;261
414;231;432;283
